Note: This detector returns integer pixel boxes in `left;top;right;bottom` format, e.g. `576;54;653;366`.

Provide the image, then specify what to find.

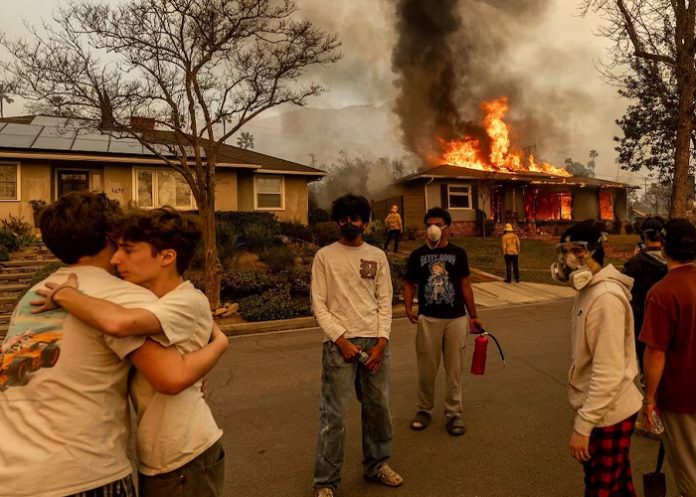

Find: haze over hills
236;104;413;170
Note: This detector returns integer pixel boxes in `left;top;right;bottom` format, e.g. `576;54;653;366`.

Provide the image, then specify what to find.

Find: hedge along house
373;164;631;236
0;116;325;225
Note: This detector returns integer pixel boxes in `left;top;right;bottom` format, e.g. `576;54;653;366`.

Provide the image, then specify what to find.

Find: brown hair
39;192;122;264
114;206;202;274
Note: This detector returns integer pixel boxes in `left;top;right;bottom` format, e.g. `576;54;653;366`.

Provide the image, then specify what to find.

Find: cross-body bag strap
655;441;665;473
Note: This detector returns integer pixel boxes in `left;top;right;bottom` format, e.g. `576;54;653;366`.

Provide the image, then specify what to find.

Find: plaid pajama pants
583;414;638;497
68;475;135;497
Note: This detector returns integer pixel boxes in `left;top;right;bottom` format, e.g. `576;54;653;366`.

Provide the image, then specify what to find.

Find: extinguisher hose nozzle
485;332;506;366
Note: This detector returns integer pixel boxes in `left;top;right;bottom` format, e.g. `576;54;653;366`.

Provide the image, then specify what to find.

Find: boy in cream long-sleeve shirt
552;224;642;497
311;194;402;497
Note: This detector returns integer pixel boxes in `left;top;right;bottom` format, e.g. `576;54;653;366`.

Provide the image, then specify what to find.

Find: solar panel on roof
31;116;71;126
72;130;110;153
0;123;43;148
109;137;143;154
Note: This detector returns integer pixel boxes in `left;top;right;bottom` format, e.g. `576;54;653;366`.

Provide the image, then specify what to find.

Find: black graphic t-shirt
405;243;471;319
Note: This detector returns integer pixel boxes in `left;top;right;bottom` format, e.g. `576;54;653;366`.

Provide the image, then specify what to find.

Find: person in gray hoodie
551;223;643;497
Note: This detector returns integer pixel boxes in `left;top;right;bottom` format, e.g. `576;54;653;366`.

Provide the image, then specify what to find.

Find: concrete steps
0;242;61;337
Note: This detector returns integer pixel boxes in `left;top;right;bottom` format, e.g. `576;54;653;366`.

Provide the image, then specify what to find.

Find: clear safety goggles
554;241;591;263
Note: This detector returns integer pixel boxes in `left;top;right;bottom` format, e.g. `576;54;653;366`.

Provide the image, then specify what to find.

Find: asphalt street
206;300;671;497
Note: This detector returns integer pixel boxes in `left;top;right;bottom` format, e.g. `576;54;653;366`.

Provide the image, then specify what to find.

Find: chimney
130;116;155;130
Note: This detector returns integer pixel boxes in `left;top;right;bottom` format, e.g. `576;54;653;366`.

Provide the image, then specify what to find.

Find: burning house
374;97;631;235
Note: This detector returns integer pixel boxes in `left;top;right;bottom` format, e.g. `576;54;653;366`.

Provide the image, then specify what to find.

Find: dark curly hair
424;207;452;226
661;218;696;263
331;194;371;223
640;216;665;243
39;192;122;264
114;206;202;274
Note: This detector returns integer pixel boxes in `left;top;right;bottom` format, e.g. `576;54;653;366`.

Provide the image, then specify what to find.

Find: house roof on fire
398;164;630;189
0;115;325;177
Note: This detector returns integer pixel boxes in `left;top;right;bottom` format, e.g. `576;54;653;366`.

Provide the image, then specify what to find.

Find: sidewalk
219;280;576;336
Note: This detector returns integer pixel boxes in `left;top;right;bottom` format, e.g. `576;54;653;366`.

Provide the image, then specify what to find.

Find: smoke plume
391;0;575;166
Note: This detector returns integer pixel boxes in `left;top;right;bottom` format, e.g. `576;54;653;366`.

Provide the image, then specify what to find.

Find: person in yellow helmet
501;223;521;283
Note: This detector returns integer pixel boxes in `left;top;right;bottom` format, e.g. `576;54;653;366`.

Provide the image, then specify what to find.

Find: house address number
111;187;125;194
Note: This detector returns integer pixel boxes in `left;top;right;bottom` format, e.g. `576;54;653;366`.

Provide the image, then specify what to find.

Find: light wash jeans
313;337;393;490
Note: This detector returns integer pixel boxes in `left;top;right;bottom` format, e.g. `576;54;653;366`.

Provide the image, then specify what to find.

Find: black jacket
623;248;668;336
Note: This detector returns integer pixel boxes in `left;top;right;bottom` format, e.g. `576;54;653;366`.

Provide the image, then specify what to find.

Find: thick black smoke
391;0;560;165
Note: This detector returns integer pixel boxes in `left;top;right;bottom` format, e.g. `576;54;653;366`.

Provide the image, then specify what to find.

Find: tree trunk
200;183;222;309
671;3;696;218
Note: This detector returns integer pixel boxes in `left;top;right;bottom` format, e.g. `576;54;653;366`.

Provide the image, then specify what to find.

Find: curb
218;299;576;337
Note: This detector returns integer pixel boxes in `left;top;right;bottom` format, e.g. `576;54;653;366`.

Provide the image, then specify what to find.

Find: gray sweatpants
415;315;468;419
661;411;696;497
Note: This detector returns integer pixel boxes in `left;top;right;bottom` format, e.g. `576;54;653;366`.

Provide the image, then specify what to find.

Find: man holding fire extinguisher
404;207;483;437
551;224;642;497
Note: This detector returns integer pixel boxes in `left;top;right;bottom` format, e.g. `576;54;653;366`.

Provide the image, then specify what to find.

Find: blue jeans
313;337;393;490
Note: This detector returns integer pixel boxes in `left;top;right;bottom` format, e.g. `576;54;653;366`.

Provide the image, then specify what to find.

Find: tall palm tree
236;132;255;150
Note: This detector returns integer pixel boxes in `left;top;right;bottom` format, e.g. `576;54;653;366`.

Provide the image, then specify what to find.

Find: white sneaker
314;488;334;497
366;463;404;487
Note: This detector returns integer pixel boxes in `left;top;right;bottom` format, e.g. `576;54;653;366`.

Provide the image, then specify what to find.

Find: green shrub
309;207;331;225
216;220;240;262
364;220;387;248
278;266;311;297
221;268;276;300
238;290;310;321
241;221;281;251
0;228;20;253
1;215;33;239
312;222;339;247
0;245;8;262
260;245;296;273
388;255;408;303
279;221;312;242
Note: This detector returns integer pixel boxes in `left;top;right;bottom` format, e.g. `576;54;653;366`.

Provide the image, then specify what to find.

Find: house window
448;184;472;209
255;176;284;210
0;163;19;201
534;191;573;221
599;190;614;220
135;169;194;209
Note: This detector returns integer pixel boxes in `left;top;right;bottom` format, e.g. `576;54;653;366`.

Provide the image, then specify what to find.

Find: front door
57;170;90;198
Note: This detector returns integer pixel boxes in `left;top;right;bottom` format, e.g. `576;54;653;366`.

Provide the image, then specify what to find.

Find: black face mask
340;223;363;241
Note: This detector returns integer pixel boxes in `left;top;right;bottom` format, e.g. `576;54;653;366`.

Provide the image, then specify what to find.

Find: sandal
410;411;431;431
446;416;466;436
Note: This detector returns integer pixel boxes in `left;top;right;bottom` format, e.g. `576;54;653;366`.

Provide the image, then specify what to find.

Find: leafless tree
581;0;695;217
0;82;15;118
1;0;341;305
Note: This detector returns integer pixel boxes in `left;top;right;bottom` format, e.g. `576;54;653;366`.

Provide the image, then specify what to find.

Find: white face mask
427;225;442;243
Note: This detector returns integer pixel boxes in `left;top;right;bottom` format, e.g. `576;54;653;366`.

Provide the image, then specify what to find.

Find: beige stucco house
0;115;325;225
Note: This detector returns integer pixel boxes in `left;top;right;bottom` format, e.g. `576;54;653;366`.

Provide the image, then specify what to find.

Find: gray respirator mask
550;241;595;291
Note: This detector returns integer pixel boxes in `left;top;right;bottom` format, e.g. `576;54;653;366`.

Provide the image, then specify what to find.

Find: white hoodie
568;264;643;436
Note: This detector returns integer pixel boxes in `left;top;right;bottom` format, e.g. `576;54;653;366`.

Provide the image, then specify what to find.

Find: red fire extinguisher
471;328;506;376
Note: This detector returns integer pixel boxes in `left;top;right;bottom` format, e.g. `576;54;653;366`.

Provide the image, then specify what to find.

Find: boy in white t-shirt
0;193;227;497
35;207;227;497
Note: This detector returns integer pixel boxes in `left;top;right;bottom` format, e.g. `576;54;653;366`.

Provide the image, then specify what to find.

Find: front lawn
398;234;640;284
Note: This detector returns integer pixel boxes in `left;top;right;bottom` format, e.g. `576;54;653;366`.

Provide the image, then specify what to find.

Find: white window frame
447;184;472;210
253;175;285;211
0;162;21;202
132;167;196;210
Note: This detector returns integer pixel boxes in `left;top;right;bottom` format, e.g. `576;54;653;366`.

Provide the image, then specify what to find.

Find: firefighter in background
500;223;521;283
383;205;403;254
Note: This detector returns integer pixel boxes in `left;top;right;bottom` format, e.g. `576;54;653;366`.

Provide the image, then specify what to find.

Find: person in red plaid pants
551;225;643;497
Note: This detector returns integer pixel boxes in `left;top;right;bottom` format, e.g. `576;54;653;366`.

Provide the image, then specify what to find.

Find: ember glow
440;97;571;177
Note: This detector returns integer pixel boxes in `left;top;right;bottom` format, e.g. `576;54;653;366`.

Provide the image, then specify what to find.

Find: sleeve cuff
325;327;346;343
573;415;596;437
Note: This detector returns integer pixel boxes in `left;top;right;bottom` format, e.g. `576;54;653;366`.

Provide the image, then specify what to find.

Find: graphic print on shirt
360;259;378;280
0;290;66;390
424;260;455;306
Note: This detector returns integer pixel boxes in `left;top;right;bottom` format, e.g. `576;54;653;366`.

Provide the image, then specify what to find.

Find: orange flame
440;97;570;177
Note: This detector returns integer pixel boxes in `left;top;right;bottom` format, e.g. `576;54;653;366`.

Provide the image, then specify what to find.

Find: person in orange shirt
500;223;521;283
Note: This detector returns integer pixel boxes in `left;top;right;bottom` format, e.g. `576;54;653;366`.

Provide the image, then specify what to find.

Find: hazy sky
0;1;635;183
